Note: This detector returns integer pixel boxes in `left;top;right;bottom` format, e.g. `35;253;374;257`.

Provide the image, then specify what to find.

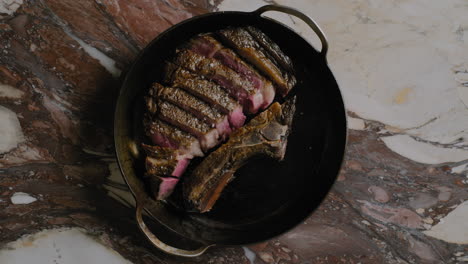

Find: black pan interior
120;11;346;245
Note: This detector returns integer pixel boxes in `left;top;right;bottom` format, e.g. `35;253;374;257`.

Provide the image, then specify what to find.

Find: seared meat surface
164;63;246;129
245;26;294;74
156;85;225;127
158;85;232;140
142;144;189;199
143;27;296;203
217;28;296;96
172;49;264;113
147;83;221;150
183;97;296;212
188;35;275;110
144;118;203;158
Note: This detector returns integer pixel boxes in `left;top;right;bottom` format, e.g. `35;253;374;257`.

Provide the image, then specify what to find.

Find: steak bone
183;97;296;212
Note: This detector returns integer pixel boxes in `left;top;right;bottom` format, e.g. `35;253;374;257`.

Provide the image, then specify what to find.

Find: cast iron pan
114;5;347;257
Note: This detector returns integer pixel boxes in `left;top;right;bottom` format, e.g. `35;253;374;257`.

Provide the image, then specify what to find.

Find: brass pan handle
253;5;329;57
135;201;214;257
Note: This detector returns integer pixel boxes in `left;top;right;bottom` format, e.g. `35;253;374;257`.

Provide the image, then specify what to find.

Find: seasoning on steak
183;97;296;213
159;100;220;151
142;144;189;199
143;27;297;202
217;28;296;96
144;118;203;158
188;35;275;109
143;144;190;177
155;84;231;139
146;83;220;150
245;26;294;74
164;63;246;129
172;49;264;113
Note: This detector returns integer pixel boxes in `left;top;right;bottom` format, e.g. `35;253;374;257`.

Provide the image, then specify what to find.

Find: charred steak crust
163;63;246;129
157;85;224;125
172;49;264;113
142;144;190;200
143;27;296;202
217;27;296;96
143;117;203;158
183;97;297;212
188;35;275;111
245;26;295;74
156;84;232;139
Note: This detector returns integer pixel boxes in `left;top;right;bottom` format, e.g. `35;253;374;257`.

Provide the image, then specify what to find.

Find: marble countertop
0;0;467;263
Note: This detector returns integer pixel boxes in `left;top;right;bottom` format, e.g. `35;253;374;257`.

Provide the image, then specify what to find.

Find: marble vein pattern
0;0;467;263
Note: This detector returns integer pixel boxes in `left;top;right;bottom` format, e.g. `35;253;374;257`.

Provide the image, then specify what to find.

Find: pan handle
135;201;214;257
253;5;328;57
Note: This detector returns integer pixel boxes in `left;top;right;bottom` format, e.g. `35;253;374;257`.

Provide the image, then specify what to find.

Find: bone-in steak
143;27;296;203
183;97;296;212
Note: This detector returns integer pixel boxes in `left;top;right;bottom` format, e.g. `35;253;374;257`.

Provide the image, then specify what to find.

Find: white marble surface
0;105;24;154
64;31;121;78
0;0;23;16
10;192;37;205
423;201;468;244
0;228;131;264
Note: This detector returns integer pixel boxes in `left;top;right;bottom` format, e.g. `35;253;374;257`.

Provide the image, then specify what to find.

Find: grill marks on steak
156;85;223;124
164;64;246;129
148;83;222;150
143;144;190;177
172;49;264;113
217;28;296;96
158;99;220;151
245;26;295;74
144;27;296;201
164;64;239;114
156;84;231;139
149;176;179;201
144;118;203;158
188;35;275;110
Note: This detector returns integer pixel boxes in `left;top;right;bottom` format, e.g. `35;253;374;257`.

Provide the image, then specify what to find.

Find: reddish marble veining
0;1;251;263
98;0;205;47
44;0;138;65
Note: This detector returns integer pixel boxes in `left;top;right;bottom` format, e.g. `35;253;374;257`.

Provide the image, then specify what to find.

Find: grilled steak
245;26;294;74
148;176;179;200
146;83;220;150
217;28;296;96
155;84;231;139
142;144;189;199
143;144;189;177
144;118;203;158
183;97;296;212
164;63;246;128
143;27;296;202
172;49;264;113
158;100;220;151
188;35;275;109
